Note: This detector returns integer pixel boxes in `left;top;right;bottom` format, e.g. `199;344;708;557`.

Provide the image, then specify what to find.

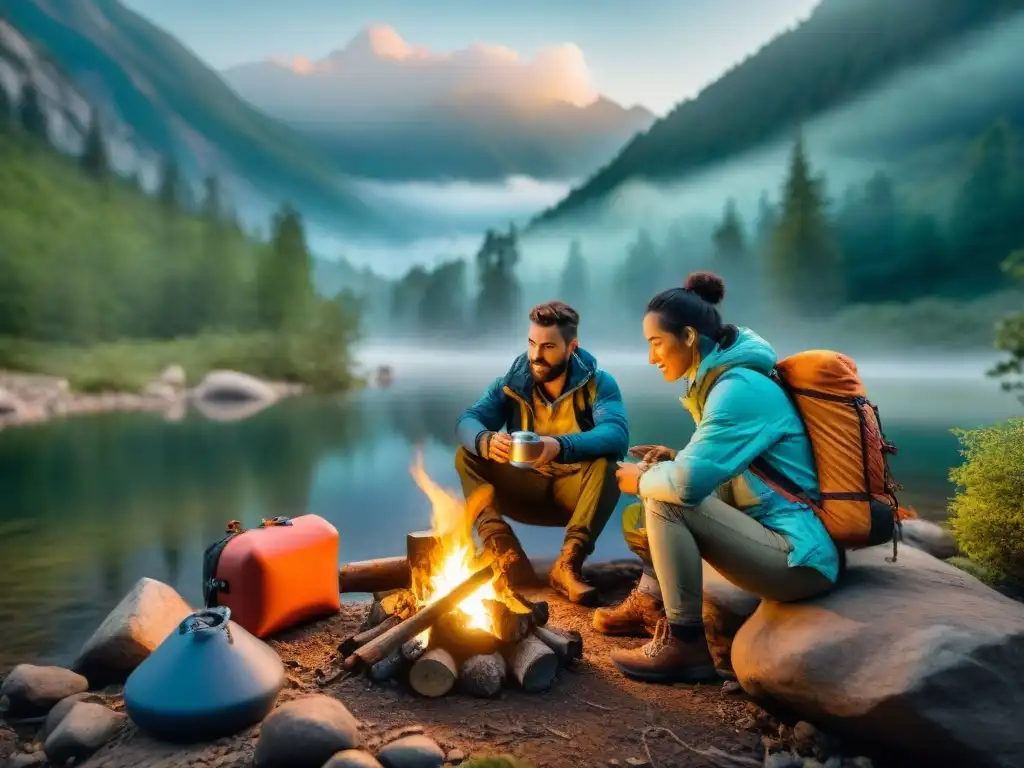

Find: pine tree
80;113;109;179
18;83;48;141
475;226;521;337
557;239;588;311
768;133;843;314
619;228;663;319
712;198;747;263
755;191;779;252
257;203;315;331
951;120;1019;290
157;157;182;210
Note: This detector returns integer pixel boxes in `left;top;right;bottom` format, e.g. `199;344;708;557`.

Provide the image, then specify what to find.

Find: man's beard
530;356;569;383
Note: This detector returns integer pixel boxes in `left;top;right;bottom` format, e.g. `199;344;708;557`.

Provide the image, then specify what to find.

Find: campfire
327;456;583;698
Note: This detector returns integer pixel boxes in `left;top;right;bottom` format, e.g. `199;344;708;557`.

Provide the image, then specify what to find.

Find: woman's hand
627;444;677;463
616;461;643;495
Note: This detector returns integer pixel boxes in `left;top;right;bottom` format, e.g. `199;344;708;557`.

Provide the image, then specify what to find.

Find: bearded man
454;301;629;605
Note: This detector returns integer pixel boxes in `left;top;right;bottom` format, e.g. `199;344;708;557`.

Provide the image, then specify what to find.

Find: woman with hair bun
601;271;841;683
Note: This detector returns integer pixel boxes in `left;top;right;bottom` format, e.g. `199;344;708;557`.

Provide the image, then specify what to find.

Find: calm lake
1;346;1019;673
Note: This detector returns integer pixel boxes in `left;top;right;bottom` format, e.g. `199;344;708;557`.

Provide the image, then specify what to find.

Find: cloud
225;25;598;116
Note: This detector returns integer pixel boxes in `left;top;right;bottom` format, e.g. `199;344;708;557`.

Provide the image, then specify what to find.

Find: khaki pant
454;447;620;555
623;493;835;624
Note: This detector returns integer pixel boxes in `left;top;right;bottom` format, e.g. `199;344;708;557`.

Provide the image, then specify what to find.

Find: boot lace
643;618;671;659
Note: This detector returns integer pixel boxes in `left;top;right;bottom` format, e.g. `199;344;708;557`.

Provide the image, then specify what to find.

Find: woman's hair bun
683;271;725;305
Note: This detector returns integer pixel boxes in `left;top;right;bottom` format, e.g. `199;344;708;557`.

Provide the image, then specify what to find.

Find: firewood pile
328;530;584;698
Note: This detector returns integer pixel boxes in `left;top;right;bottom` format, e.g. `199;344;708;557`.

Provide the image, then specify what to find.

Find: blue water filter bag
124;607;285;742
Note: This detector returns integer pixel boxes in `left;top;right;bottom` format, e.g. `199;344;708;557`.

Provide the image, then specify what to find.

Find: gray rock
899;519;959;560
702;562;760;679
254;695;361;767
72;577;192;685
733;546;1024;768
42;702;125;765
159;364;186;389
376;735;445;768
323;751;384;768
2;753;46;768
764;753;802;768
0;665;88;718
0;387;26;417
446;749;465;765
38;692;98;742
194;370;276;404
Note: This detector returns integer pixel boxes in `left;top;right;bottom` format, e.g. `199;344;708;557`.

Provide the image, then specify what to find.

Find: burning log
533;625;583;665
408;647;458;698
380;589;418;620
361;600;389;631
338;615;402;657
429;611;500;660
401;637;426;663
511;591;549;626
339;556;410;594
503;634;558;692
460;652;507;698
407;530;441;600
484;596;534;643
342;563;496;673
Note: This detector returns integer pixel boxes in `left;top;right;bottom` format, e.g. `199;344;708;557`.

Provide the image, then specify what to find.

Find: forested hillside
0;91;359;392
535;0;1024;225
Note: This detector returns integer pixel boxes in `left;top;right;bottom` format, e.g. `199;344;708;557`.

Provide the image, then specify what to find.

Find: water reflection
0;371;1017;673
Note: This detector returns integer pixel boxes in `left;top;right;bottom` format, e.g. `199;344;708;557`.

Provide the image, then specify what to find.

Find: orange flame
409;453;498;643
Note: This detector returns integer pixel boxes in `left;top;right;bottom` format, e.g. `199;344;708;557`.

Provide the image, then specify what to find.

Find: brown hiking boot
487;532;540;588
549;541;599;606
610;619;719;684
593;588;664;637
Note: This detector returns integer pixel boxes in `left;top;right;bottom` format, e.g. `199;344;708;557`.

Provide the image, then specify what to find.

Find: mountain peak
345;24;412;61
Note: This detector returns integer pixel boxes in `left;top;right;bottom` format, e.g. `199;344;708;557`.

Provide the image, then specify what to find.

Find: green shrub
461;758;535;768
948;418;1024;582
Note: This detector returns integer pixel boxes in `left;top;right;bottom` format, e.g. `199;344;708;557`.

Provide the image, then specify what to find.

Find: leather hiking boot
610;619;719;684
593;588;665;637
549;541;599;606
487;533;540;588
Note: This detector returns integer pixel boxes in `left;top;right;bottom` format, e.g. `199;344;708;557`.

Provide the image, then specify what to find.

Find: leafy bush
948;418;1024;583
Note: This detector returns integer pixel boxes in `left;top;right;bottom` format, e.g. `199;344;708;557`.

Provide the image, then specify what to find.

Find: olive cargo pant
454;447;621;555
622;493;835;625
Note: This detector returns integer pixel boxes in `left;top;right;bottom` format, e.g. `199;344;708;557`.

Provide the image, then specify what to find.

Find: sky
122;0;821;115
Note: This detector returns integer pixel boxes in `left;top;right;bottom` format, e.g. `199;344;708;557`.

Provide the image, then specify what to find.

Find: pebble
721;680;743;695
376;735;445;768
625;759;650;767
323;751;385;768
793;721;819;743
764;752;803;768
445;749;465;764
43;702;126;765
4;754;46;767
736;716;758;732
382;725;426;743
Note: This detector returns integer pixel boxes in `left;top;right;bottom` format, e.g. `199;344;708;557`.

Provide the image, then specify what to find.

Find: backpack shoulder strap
573;376;597;431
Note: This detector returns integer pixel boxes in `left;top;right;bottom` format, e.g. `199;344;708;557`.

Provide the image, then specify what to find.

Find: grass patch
0;332;361;394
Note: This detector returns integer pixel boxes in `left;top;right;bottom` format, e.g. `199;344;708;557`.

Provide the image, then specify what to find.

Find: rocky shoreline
3;526;1023;768
0;367;307;431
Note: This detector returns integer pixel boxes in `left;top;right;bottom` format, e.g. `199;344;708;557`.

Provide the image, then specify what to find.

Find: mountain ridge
532;0;1024;228
221;25;656;182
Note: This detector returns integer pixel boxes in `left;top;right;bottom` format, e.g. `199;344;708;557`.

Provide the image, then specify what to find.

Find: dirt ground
4;568;818;768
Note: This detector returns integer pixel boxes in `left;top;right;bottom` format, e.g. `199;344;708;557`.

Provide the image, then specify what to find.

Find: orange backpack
743;351;917;558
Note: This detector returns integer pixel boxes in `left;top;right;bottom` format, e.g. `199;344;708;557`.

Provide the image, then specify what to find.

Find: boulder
899;520;959;560
0;665;88;718
254;695;361;767
732;546;1024;767
38;692;100;743
159;364;186;389
72;577;193;685
42;702;125;765
193;370;276;404
376;735;446;768
702;562;761;679
0;387;26;418
324;751;385;768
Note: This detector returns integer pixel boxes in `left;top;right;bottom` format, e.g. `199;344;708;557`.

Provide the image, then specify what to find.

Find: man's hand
627;444;677;463
533;436;562;467
487;432;512;463
616;461;643;495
